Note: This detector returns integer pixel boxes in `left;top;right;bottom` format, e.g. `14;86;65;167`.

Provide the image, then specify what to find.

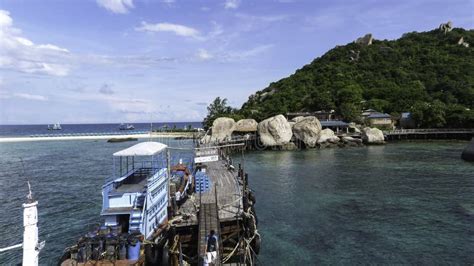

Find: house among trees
399;112;416;128
363;111;394;129
286;110;341;121
320;120;349;134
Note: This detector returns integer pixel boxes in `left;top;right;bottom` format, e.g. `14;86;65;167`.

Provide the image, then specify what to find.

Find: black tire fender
145;244;159;266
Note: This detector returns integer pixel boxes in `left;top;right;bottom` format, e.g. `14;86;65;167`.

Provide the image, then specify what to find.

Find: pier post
23;200;39;266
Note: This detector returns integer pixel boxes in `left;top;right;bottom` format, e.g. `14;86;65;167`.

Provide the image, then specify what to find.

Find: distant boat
47;123;62;130
119;123;135;130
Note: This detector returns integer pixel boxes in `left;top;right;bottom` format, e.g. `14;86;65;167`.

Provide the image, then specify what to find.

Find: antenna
19;158;33;202
149;114;153;142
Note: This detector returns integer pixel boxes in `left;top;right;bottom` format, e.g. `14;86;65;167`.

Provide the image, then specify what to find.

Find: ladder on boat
198;202;222;265
129;208;143;232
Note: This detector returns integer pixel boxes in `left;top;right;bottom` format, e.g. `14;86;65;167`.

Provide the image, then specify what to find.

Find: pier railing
384;128;474;135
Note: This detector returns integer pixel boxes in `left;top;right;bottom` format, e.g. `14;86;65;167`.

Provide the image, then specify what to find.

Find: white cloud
236;13;288;23
224;0;240;9
196;49;213;60
37;44;69;53
0;10;71;76
136;22;200;38
13;93;48;101
96;0;134;14
224;44;273;61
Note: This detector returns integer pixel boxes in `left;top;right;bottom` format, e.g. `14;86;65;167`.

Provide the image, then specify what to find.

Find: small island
200;23;474;149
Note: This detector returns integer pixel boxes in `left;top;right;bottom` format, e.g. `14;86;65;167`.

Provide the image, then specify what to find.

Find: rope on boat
221;206;260;265
221;236;243;263
170;235;180;254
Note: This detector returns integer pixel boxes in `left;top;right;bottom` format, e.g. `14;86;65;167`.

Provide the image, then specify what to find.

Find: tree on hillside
238;27;474;128
203;97;242;130
336;84;364;122
411;100;447;128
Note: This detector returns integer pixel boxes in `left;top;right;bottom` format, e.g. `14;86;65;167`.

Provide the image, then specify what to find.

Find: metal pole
167;149;171;200
0;243;22;252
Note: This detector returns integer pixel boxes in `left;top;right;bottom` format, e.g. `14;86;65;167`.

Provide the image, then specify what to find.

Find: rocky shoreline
202;114;386;150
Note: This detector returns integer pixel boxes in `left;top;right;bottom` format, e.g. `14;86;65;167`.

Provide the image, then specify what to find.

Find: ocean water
0;139;473;265
0;122;202;137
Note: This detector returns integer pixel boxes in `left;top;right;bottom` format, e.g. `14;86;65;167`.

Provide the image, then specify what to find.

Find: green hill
239;27;474;128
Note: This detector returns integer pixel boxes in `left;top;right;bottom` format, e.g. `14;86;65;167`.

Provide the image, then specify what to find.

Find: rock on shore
211;117;235;142
317;128;340;144
258;114;293;146
362;127;385;144
292;116;322;148
234;119;258;132
290;116;306;123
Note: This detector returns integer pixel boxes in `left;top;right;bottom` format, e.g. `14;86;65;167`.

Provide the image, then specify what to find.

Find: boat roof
113;141;167;157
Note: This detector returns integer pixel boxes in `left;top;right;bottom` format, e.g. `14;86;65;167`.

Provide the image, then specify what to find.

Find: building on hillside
399;112;415;129
366;113;394;129
361;109;379;119
286;110;341;121
320;120;349;134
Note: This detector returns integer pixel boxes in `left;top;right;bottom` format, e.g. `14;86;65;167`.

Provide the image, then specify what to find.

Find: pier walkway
384;128;474;140
198;202;221;265
176;158;243;228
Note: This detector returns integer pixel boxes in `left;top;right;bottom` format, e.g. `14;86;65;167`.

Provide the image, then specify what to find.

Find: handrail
0;243;22;252
384;128;474;134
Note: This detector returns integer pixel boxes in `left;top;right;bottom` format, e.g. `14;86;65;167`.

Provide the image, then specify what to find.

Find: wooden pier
168;145;259;265
198;202;221;264
384;128;474;141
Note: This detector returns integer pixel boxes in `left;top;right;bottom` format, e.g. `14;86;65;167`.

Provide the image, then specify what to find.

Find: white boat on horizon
47;123;62;130
119;123;135;130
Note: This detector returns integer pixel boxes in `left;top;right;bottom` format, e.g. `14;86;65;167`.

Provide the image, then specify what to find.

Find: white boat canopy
113;141;168;157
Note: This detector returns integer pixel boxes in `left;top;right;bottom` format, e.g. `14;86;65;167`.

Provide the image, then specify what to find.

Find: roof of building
367;113;392;119
401;112;411;118
320;120;349;127
113;141;167;157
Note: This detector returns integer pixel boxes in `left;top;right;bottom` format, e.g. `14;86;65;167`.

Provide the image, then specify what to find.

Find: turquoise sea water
0;140;473;264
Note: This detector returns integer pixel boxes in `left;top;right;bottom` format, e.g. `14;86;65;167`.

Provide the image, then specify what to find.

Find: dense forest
232;26;473;128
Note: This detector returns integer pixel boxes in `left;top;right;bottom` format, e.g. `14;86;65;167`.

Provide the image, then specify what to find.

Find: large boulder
258;114;293;146
461;138;474;162
290;116;306;123
234;119;258;132
348;122;361;133
281;142;298;151
439;21;453;34
317;128;340;144
211;117;235;142
458;37;470;48
355;33;373;46
200;134;211;144
292;116;322;148
342;136;362;144
362;127;385;144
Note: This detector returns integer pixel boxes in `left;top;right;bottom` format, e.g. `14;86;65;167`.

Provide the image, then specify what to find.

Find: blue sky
0;0;472;124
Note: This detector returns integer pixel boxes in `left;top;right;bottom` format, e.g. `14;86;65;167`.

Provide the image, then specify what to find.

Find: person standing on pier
204;230;218;265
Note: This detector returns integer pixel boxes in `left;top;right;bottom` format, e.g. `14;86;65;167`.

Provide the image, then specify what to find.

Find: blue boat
101;141;169;238
59;142;258;265
59;141;175;264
